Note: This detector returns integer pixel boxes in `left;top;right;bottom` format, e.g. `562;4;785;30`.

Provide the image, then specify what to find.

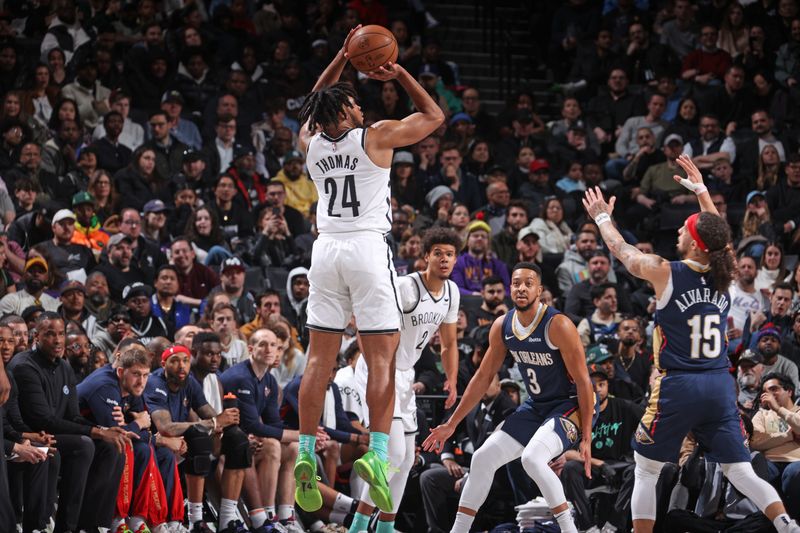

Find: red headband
685;212;709;253
161;344;191;364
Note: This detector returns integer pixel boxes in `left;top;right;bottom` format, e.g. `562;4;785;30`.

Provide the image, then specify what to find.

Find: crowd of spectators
0;0;797;532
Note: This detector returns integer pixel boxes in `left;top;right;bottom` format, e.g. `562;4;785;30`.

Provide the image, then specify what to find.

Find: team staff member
15;312;134;533
145;345;249;533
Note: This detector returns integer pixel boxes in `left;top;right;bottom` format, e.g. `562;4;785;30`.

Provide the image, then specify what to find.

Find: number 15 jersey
653;260;731;372
307;128;392;235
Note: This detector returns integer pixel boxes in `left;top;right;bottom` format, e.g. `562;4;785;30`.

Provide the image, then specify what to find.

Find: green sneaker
353;450;393;512
294;451;323;512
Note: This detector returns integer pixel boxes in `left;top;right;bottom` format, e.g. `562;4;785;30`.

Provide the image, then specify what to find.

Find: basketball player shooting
582;154;800;533
293;25;445;514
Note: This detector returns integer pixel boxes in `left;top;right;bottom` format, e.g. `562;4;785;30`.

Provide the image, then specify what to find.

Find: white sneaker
581;527;601;533
282;520;306;533
600;523;617;533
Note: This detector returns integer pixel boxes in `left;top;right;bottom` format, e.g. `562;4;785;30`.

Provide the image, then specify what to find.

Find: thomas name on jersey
509;350;554;366
674;286;729;314
313;154;359;174
410;311;445;327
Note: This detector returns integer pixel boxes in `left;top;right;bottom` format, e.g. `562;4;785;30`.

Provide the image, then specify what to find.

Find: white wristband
594;213;611;226
677;178;707;195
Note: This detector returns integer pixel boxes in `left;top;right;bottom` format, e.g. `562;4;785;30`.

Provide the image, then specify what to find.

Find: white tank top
307;128;392;234
396;273;460;371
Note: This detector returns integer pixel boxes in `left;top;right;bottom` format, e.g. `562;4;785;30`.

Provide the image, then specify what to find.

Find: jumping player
423;262;596;533
349;227;461;533
293;25;445;513
582;154;800;533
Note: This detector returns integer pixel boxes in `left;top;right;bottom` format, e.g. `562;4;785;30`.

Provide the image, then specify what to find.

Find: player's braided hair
696;211;736;293
299;82;358;133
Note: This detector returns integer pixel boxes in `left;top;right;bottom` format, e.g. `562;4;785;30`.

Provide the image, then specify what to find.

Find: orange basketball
346;25;398;73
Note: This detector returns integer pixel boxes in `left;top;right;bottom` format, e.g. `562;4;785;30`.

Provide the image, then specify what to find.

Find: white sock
249;508;267;528
333;493;354;513
310;520;326;532
265;505;276;520
219;498;238;529
129;516;145;531
330;509;348;523
188;501;204;524
774;514;800;533
111;517;126;531
555;509;578;533
451;512;475;533
278;504;295;521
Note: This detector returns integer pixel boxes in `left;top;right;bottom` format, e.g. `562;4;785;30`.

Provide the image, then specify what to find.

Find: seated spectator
428;143;482;213
473;181;511;236
209;174;255;241
783;310;800;369
150;265;192;338
737;349;765;416
490;200;529;269
756;144;785;192
529;197;574;255
682;114;736;170
241;290;283;340
70;191;110;255
680;24;732;91
91;92;145;152
755;247;792;298
627;134;690;227
169;237;220;306
555;230;598;295
274;149;317;219
517;160;557;216
184;206;232;266
114;146;168;212
738;110;789;183
586;68;646;146
60;57;111;130
0;257;59;315
751;372;800;515
209;302;248;369
450;220;509;296
753;325;800;390
39;209;96;280
59;279;98;339
513;227;542;269
118;207;168;284
468;276;508;332
706;65;754;135
90;110;132;175
91;308;132;359
587;344;644;403
94;233;145;302
622;127;666;186
269;317;307;390
577;283;623;347
123;282;168;346
609;93;668;180
87;170;120;224
161;90;202;150
564;251;628;322
143;110;189;182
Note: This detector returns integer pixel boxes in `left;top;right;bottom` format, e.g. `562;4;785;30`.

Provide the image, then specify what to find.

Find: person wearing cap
518;158;556;214
274;148;317;219
88;110;132;174
58;279;99;339
227;142;269;210
584;157;800;532
70;190;111;254
209;257;257;324
151;264;192;337
123;282;168;346
161;89;202;150
391;150;423;209
587;343;644;403
91;307;132;358
491;200;530;269
143;109;189;182
92;92;145;151
561;366;643;533
499;378;522;406
754;324;800;390
144;344;245;532
736;350;765;415
0;257;59;315
60;56;111;130
451;220;510;296
39;208;96;280
94;232;145;302
515;226;542;267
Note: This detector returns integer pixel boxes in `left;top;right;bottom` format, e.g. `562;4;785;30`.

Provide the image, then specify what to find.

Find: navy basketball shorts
633;368;751;464
501;395;600;451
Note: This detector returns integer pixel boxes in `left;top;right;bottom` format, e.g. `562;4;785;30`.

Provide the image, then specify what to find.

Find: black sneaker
191;522;216;533
219;519;250;533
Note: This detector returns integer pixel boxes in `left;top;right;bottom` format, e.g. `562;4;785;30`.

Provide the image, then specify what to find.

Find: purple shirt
450;252;510;295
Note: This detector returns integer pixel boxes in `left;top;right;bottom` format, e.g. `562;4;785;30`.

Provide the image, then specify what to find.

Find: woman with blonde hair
755;144;783;190
268;315;307;389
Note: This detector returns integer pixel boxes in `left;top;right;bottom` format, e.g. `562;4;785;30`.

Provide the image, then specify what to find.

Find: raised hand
366;62;403;82
582;186;616;221
673;153;706;193
342;25;363;59
422;422;455;454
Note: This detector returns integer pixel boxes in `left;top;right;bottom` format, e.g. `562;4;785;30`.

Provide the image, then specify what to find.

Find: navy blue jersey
220;361;284;440
502;304;576;403
144;368;208;422
77;364;147;435
653;261;731;372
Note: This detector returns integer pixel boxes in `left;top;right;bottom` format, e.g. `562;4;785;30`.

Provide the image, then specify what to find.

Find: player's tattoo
600;224;664;279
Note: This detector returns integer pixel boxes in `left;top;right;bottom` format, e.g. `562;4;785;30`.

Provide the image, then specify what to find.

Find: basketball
346;25;398;73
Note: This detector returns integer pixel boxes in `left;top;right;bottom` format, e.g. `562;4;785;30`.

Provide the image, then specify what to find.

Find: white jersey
307;128;392;234
396;273;460;371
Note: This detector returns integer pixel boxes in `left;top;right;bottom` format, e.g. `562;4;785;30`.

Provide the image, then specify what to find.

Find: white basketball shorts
354;356;418;434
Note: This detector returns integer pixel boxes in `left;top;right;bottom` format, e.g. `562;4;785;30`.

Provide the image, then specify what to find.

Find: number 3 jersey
653;260;731;372
307;128;392;235
396;273;460;371
502;304;576;403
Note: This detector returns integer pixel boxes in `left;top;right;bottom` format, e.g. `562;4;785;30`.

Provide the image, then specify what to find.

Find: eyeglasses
110;316;130;324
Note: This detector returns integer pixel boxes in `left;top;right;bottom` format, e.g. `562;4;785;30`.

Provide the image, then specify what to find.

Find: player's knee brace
221;426;253;470
722;461;781;511
183;425;213;476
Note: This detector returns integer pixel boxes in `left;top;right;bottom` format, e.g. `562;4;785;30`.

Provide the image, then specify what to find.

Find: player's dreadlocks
696;211;736;293
299;82;359;133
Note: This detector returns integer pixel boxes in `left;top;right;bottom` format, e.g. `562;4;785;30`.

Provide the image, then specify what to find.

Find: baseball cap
122;282;153;302
529;159;550;173
311;38;329;48
449;112;473;126
161;90;184;105
499;378;521;392
59;279;85;297
737;349;764;366
586;344;613;364
284;149;303;162
419;64;439;78
52;209;76;225
24;257;48;273
568;120;587;134
71;191;95;207
746;190;766;204
183;148;203;164
108;233;133;247
664;133;684;146
517;226;540;243
233;143;255;159
392;151;414;166
161;344;191;364
143;199;168;214
221;256;246;274
467;219;491;235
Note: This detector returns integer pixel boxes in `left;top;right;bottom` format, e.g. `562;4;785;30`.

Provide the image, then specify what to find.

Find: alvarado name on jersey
674;287;729;314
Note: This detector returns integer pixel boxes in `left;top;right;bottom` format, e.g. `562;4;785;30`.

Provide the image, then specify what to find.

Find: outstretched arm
673;154;719;216
582;187;670;292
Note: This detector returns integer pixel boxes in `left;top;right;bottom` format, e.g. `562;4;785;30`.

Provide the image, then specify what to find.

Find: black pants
419;464;461;533
8;450;60;532
0;422;17;532
53;434;125;532
561;459;635;530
